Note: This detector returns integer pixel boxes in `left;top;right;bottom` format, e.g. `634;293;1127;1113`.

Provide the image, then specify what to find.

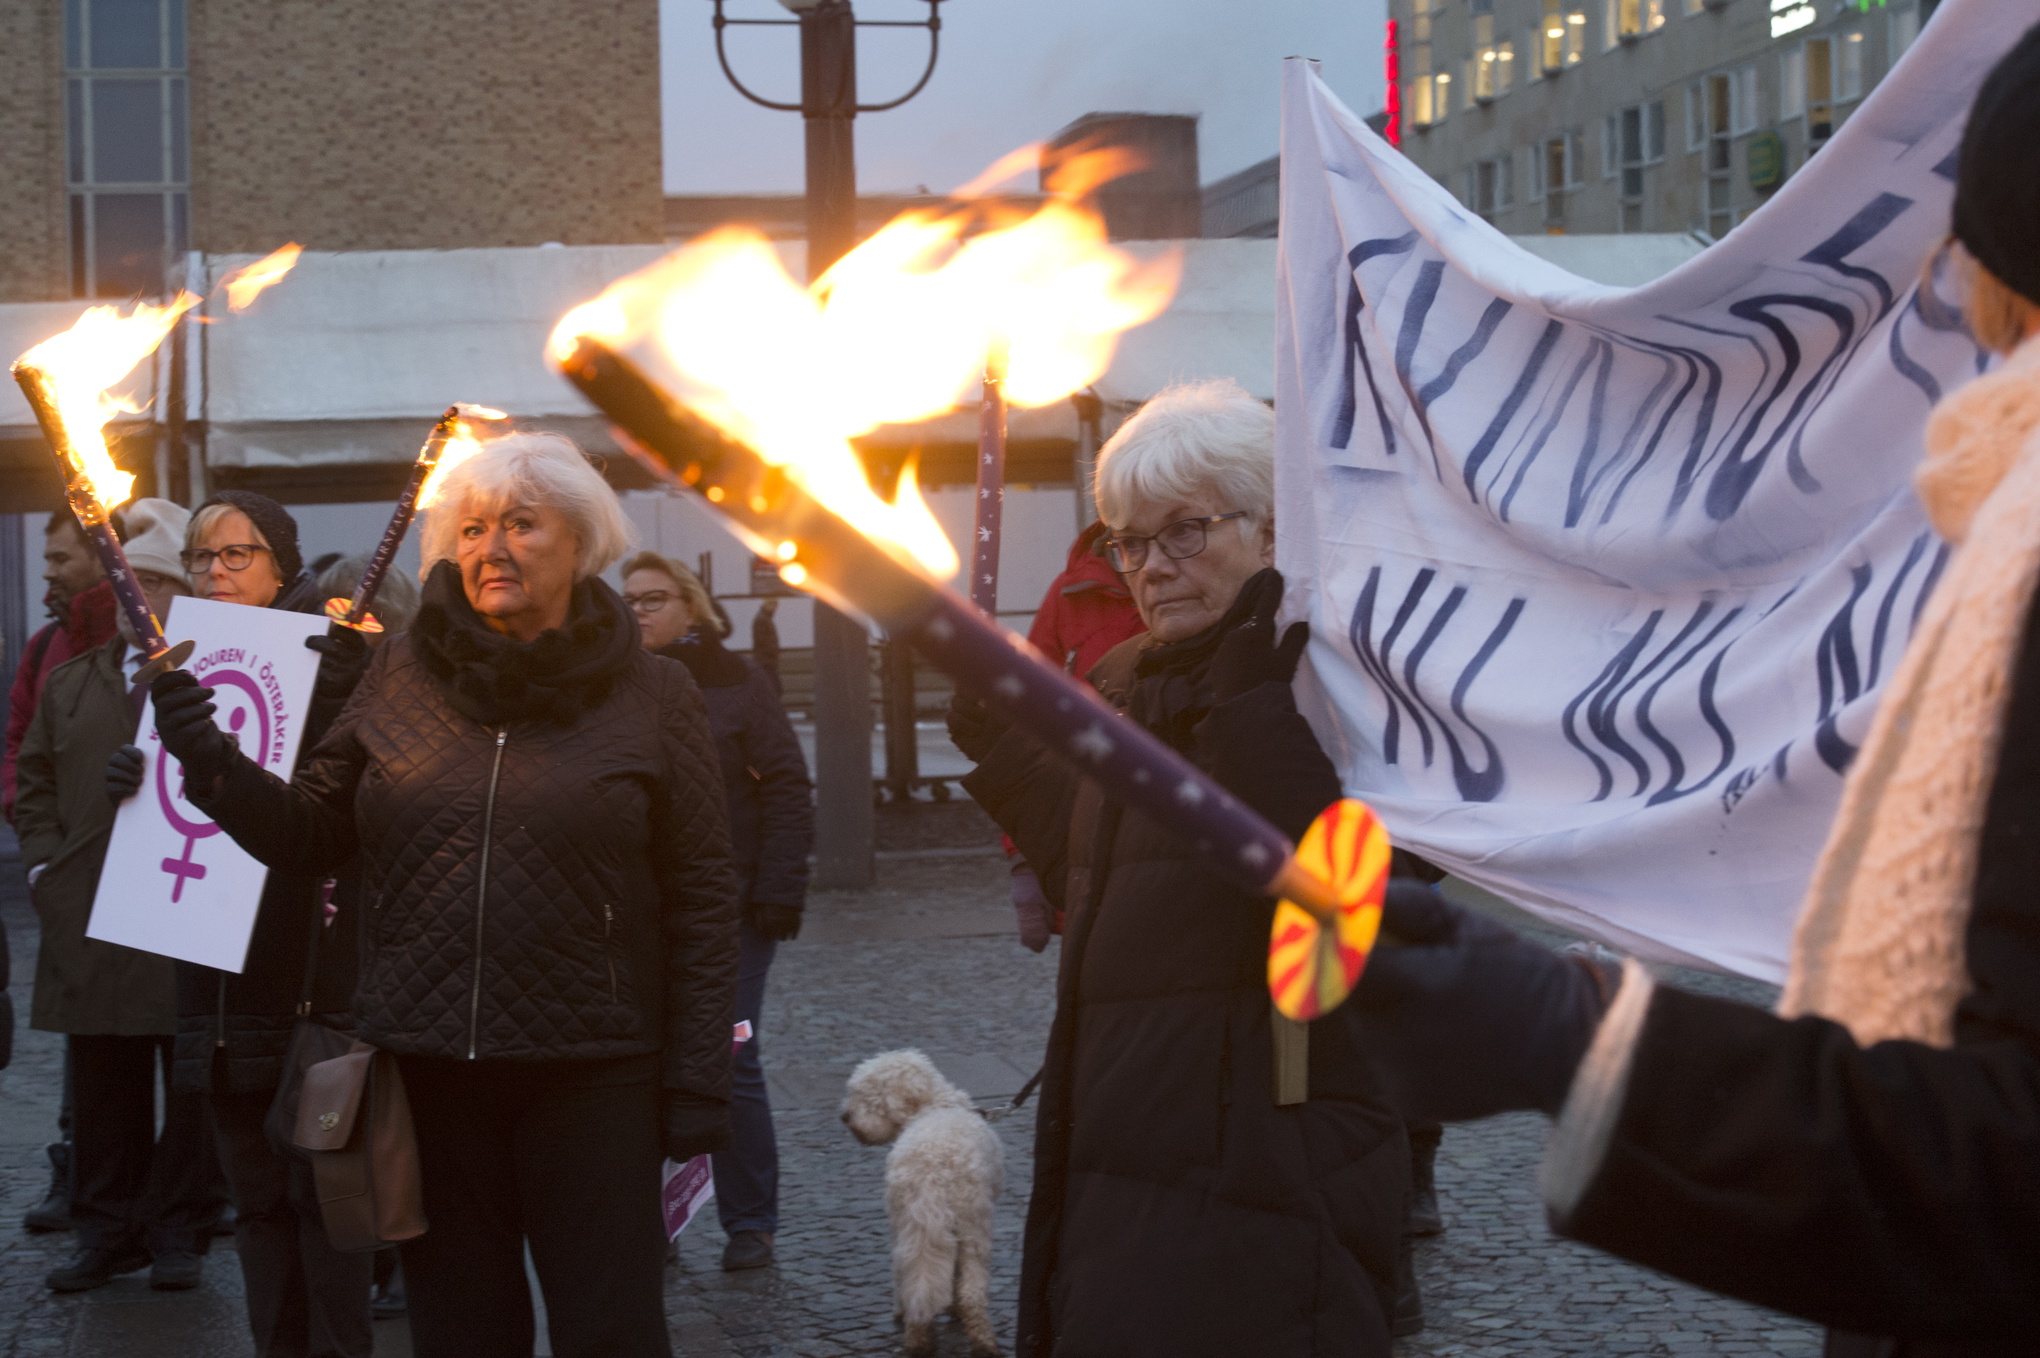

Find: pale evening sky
659;0;1391;196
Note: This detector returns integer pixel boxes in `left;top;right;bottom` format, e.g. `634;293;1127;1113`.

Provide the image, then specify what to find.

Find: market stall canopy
0;232;1700;509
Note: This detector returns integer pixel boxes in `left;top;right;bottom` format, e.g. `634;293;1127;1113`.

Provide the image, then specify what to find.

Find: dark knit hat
198;489;304;583
1953;21;2040;307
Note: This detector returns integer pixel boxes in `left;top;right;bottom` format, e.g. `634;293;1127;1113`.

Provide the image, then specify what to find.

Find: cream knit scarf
1780;334;2040;1048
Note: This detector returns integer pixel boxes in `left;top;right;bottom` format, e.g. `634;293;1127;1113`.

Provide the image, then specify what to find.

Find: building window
1472;13;1515;101
1408;43;1451;128
1605;0;1667;47
65;0;188;299
1839;28;1864;100
1890;2;1921;59
1413;0;1436;44
1686;67;1756;152
1682;0;1706;13
1467;157;1514;219
1784;38;1837;142
1530;132;1585;223
1607;101;1664;232
1540;0;1588;72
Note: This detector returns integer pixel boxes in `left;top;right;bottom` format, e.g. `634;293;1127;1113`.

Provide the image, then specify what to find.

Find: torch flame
549;148;1180;581
14;294;201;509
410;409;497;509
221;243;302;312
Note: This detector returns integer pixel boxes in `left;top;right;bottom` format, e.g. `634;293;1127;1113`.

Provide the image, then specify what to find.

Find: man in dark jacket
8;508;123;1234
623;551;812;1272
17;501;228;1294
4;510;120;823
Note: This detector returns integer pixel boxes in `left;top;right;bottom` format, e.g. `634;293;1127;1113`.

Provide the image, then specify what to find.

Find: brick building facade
0;0;663;304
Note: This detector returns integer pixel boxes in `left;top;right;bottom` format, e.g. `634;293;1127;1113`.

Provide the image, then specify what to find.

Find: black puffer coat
965;625;1409;1358
189;567;739;1103
174;571;363;1095
656;627;810;913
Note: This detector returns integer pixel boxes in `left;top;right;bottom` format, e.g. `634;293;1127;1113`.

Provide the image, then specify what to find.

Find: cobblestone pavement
0;807;1822;1357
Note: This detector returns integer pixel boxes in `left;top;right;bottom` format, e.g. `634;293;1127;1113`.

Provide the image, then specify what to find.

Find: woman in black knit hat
1337;22;2040;1358
107;487;376;1357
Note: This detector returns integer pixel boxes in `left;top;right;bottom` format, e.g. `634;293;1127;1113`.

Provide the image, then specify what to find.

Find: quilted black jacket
187;587;740;1102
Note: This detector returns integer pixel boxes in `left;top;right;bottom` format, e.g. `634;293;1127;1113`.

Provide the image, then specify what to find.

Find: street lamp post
711;0;946;889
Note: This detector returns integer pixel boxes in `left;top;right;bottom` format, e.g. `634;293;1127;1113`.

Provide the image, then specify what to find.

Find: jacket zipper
603;904;619;1002
467;727;509;1060
216;975;228;1048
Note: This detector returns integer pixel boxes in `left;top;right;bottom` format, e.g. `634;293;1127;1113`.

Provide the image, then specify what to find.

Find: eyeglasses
179;544;272;574
1100;512;1249;574
622;590;680;614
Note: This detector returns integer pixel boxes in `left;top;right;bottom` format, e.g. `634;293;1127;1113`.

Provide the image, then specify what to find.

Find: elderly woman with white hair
951;380;1417;1358
146;433;740;1358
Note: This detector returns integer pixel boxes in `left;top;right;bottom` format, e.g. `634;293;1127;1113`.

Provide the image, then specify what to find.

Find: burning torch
552;334;1387;1023
12;298;204;682
324;404;502;632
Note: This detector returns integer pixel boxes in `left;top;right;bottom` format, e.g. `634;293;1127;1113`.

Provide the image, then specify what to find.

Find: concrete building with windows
1388;0;1940;237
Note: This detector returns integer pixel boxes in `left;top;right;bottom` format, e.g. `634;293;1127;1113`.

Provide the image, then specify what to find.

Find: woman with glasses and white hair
949;379;1418;1358
144;433;740;1358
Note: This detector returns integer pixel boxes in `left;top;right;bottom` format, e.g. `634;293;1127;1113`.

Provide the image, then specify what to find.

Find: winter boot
23;1143;71;1233
1407;1122;1444;1237
1391;1237;1424;1337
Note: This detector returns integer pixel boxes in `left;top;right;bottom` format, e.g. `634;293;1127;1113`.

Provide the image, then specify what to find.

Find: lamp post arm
711;0;806;111
853;1;943;112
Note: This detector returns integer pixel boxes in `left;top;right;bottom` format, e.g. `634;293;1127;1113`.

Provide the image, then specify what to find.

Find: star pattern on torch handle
1070;723;1115;763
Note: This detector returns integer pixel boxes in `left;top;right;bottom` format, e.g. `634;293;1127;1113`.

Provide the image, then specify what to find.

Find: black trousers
396;1053;670;1358
212;1075;374;1358
68;1033;226;1253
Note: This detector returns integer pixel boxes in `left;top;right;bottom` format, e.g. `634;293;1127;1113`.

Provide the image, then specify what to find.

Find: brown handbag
292;1044;428;1253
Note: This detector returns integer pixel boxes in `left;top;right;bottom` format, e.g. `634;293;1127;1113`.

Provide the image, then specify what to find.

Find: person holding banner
621;551;812;1273
104;490;377;1358
950;381;1417;1357
1347;28;2040;1353
14;498;232;1295
147;432;739;1358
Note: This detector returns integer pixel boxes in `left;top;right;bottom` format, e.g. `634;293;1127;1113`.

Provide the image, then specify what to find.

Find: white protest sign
662;1155;716;1241
86;594;326;972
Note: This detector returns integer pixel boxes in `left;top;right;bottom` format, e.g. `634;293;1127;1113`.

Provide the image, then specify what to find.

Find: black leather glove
662;1091;732;1161
150;670;238;783
105;744;146;805
945;688;1009;764
306;627;371;703
746;900;803;942
1210;567;1309;705
1352;881;1623;1122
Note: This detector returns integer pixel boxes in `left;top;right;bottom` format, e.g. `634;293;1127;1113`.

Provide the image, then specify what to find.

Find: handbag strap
295;880;333;1017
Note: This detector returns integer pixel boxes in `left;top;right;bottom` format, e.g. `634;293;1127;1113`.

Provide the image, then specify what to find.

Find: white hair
1093;379;1275;533
418;432;634;581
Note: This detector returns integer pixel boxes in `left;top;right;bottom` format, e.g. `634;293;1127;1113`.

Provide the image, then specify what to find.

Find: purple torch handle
969;352;1007;616
909;590;1295;882
339;406;461;626
552;337;1313;911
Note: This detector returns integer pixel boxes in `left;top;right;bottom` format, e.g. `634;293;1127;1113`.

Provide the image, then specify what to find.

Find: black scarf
655;625;748;689
412;560;639;727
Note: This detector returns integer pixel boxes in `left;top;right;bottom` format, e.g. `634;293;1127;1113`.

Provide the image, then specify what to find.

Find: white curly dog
841;1049;1005;1356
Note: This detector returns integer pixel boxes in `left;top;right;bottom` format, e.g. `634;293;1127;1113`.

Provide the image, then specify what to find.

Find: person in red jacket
3;510;122;825
1003;520;1146;949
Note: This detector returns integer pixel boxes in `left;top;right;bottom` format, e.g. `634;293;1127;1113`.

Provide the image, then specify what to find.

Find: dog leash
978;1065;1044;1124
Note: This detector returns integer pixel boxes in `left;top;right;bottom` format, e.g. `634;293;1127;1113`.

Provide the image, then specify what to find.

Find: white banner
1275;0;2031;980
86;595;325;972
